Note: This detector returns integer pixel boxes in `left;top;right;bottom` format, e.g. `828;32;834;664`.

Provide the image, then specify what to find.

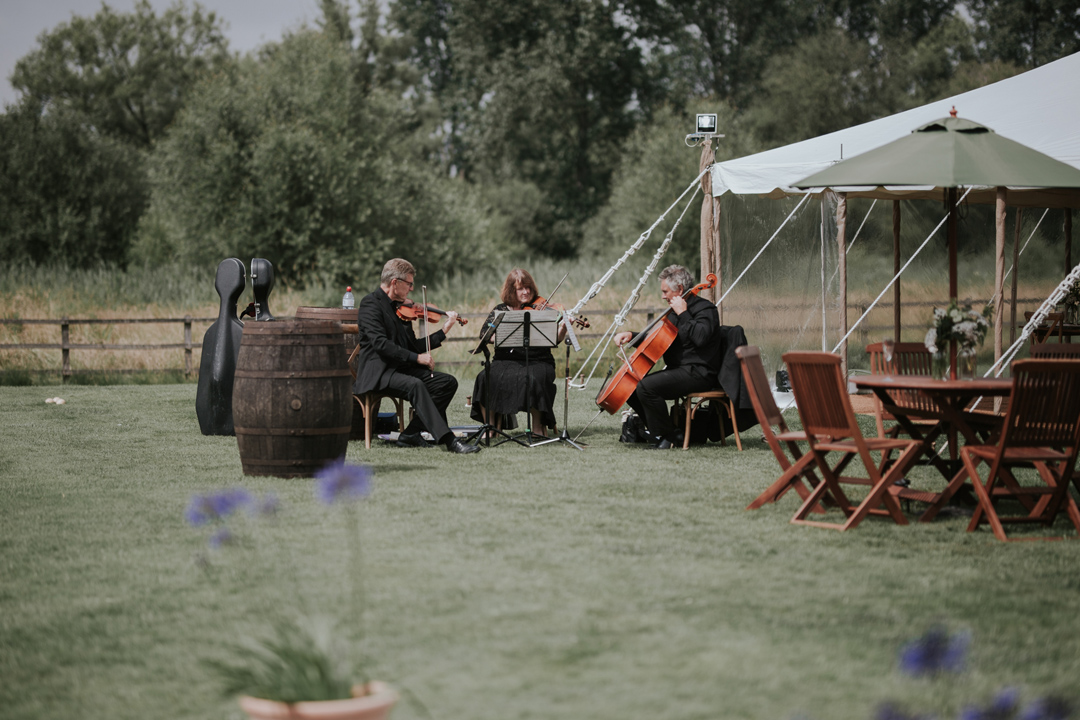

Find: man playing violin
613;264;723;449
354;258;480;454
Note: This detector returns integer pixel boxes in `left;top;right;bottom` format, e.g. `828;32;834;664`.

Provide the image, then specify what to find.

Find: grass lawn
2;383;1080;720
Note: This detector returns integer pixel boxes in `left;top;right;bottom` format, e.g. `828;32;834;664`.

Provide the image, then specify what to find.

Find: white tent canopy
711;52;1080;208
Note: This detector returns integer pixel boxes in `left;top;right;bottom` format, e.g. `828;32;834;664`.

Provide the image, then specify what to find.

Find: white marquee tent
705;51;1080;373
711;52;1080;208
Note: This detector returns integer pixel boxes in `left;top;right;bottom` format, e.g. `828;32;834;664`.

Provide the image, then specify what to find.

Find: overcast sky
1;0;324;107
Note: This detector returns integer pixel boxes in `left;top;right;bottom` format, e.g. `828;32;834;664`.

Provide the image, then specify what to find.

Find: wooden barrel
296;306;359;376
232;320;353;477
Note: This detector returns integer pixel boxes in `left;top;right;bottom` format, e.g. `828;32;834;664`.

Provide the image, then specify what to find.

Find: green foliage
968;0;1080;69
0;105;148;267
394;0;647;257
204;619;355;702
10;0;231;149
141;26;499;289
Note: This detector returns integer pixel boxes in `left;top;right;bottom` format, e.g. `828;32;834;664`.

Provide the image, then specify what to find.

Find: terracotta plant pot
239;681;398;720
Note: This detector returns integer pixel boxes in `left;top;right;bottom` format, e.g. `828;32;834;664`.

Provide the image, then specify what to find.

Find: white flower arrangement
925;301;992;354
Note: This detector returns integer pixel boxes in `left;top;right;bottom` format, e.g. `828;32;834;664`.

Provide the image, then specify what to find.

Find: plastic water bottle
342;286;355;310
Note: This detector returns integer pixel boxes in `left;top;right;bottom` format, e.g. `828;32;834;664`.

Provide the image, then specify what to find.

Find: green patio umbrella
794;113;1080;375
795;116;1080;190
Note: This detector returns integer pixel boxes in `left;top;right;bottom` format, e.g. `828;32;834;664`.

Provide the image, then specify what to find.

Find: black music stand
464;315;525;448
533;317;586;451
492;309;559;447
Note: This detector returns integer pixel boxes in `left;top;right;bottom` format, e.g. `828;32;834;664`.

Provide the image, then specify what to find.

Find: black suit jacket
353;287;446;395
639;293;722;373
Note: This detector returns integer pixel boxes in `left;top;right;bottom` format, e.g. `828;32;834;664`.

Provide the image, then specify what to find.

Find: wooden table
853;375;1013;521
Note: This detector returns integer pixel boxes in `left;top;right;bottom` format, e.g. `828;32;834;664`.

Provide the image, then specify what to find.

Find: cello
595;273;717;414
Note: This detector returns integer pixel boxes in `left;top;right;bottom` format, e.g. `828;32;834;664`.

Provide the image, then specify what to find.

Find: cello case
196;258;246;435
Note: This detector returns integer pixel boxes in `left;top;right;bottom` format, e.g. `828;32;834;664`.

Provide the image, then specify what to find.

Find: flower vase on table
957;349;977;380
925;301;991;381
932;353;950;381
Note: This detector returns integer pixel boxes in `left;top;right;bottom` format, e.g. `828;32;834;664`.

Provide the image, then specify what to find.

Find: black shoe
446;438;481;454
646;438;674;450
395;432;432;448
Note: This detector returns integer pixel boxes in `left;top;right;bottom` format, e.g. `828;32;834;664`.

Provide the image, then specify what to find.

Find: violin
595;273;718;414
525;297;590;329
396;299;468;326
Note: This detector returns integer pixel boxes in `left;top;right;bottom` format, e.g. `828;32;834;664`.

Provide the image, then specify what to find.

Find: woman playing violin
470;269;566;437
612;264;724;449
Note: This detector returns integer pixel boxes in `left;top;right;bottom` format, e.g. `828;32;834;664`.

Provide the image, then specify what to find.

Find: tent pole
837;193;848;379
1010;209;1022;346
820;196;827;351
699;139;719;306
994;188;1006;375
893;200;901;341
1066;210;1073;276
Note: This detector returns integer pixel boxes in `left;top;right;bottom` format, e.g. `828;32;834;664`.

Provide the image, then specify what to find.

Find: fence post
61;318;71;383
184;316;193;376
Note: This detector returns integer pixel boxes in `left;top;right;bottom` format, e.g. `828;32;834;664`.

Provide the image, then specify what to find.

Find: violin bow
422;285;433;377
539;271;570;309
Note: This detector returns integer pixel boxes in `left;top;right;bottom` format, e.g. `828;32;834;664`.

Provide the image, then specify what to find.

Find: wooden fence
0;298;1041;381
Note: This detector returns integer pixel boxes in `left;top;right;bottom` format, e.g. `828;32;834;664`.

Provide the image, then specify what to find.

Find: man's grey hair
380;258;416;286
659;265;694;294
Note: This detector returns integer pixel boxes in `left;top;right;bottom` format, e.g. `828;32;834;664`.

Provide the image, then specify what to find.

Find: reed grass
0;241;1070;386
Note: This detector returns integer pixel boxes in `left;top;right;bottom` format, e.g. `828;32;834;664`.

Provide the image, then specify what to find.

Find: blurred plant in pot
186;460;397;717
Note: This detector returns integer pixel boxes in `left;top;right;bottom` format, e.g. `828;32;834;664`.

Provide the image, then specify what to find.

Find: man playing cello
354;258;480;454
612;265;723;449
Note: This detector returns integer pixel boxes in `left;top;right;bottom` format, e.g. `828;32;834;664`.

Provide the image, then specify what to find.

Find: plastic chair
961;359;1080;541
737;346;834;512
783;352;922;531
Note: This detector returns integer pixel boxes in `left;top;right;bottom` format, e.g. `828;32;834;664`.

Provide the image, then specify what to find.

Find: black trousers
378;366;458;443
626;365;716;442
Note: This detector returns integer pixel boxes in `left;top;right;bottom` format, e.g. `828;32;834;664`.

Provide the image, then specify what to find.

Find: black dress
470;303;558;430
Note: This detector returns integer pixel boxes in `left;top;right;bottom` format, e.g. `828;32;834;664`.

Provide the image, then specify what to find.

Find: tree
142;24;503;288
0;103;147;267
393;0;649;257
968;0;1080;68
10;0;231;149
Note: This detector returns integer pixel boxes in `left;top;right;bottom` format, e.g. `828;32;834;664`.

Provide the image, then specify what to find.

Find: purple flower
314;459;372;505
1019;696;1072;720
185;488;252;526
875;702;934;720
899;625;970;677
253;493;280;517
960;688;1020;720
209;527;234;548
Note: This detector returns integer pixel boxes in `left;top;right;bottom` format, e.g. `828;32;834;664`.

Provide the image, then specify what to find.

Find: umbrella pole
948;187;958;379
994;188;1006;381
893;200;901;341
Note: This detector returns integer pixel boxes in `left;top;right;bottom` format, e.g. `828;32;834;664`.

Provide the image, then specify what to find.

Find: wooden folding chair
680;388;741;450
1030;343;1080;359
1025;311;1064;346
347;342;406;449
738;346;838;513
961;359;1080;542
783;352;922;531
